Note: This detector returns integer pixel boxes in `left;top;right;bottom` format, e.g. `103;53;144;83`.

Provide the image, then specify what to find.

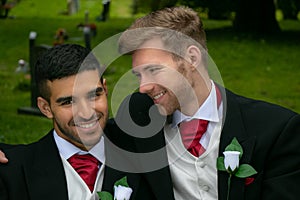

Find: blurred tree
150;0;177;11
179;0;235;19
131;0;177;14
233;0;280;33
277;0;300;19
132;0;298;34
207;0;235;19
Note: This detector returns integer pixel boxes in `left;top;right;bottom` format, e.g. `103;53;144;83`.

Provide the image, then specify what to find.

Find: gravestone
83;26;91;50
83;10;92;50
67;0;79;15
18;31;51;116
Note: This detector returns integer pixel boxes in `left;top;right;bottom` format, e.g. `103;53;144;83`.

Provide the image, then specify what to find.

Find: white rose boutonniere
114;185;133;200
217;137;257;200
223;151;240;172
98;176;133;200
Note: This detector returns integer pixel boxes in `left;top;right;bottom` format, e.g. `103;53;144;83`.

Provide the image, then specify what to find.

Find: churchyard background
0;0;299;144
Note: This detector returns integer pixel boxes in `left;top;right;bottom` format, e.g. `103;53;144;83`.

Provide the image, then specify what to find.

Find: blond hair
119;6;207;61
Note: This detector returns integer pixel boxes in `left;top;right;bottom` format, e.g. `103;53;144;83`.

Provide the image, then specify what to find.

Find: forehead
132;37;178;68
48;70;102;97
132;48;175;71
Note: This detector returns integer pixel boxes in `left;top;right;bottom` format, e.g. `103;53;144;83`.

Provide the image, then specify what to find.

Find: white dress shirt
53;131;106;200
172;81;223;149
165;81;224;200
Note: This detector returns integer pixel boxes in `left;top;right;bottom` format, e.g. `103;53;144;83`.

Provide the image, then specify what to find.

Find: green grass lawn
0;0;299;144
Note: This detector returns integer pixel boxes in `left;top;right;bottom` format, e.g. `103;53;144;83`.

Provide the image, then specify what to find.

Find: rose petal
114;185;133;200
223;151;240;171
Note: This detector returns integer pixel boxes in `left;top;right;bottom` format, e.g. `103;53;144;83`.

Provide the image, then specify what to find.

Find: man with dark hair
0;44;146;200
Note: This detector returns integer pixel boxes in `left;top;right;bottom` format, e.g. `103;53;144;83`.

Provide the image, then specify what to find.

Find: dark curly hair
35;44;103;102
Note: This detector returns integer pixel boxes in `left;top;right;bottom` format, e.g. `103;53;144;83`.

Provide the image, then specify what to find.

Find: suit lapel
218;89;256;200
24;131;69;200
127;89;256;200
103;130;174;200
134;129;175;200
102;165;124;193
112;92;175;199
102;133;143;200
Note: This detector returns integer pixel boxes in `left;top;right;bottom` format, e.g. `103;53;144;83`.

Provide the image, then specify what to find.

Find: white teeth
77;122;96;128
153;92;164;100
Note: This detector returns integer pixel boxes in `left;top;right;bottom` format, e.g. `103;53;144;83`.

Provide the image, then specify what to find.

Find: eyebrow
56;96;72;104
132;64;161;74
55;87;104;104
87;87;104;96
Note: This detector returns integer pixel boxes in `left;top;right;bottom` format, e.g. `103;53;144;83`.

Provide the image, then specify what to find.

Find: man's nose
139;76;155;94
77;100;95;119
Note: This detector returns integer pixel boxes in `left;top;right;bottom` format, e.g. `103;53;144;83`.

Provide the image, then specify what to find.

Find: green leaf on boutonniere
114;176;129;187
224;137;243;159
217;157;226;171
98;176;133;200
235;164;257;178
98;191;113;200
217;137;257;200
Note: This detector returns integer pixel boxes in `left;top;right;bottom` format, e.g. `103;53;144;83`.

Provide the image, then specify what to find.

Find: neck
180;78;212;116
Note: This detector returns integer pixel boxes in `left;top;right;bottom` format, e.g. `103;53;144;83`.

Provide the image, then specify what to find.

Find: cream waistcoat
164;120;222;200
61;156;105;200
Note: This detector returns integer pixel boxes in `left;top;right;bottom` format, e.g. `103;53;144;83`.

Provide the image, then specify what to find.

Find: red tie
179;85;222;157
180;119;208;157
68;154;100;192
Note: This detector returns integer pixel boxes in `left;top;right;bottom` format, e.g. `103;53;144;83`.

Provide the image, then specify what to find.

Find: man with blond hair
117;6;300;200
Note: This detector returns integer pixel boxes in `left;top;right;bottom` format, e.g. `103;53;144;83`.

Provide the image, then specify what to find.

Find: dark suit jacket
1;89;300;200
114;89;300;200
0;120;154;200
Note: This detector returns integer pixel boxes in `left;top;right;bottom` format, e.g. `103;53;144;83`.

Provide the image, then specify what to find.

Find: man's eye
96;87;104;95
89;93;99;99
88;87;104;99
61;100;73;105
149;68;157;72
133;72;141;79
148;67;161;74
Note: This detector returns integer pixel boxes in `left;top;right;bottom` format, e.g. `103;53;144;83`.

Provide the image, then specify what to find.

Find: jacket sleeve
0;175;9;200
261;114;300;199
0;143;20;150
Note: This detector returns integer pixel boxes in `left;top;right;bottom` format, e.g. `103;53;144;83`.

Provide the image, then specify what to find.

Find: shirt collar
53;130;105;164
172;81;221;127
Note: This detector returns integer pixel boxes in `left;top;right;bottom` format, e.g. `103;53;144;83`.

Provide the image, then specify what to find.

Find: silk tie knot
180;119;208;157
68;154;100;192
179;85;222;157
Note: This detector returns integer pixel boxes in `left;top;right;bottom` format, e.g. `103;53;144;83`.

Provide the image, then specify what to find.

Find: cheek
156;75;181;94
158;68;185;87
54;108;74;123
95;98;108;113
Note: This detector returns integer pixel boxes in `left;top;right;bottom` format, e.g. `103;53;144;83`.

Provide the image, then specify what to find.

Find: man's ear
102;78;108;96
37;97;53;119
186;45;202;69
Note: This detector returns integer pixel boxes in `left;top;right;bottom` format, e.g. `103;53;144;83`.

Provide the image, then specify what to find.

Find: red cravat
179;85;222;157
68;154;100;192
180;119;208;157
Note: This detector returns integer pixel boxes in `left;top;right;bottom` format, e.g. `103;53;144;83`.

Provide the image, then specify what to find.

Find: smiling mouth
74;118;100;129
153;91;166;100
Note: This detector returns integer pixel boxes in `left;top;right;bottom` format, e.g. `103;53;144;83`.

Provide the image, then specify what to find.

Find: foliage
277;0;300;20
178;0;236;19
0;0;299;145
131;0;177;14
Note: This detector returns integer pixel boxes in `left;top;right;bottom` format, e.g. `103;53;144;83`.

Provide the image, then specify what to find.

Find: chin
157;104;175;116
83;137;101;147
